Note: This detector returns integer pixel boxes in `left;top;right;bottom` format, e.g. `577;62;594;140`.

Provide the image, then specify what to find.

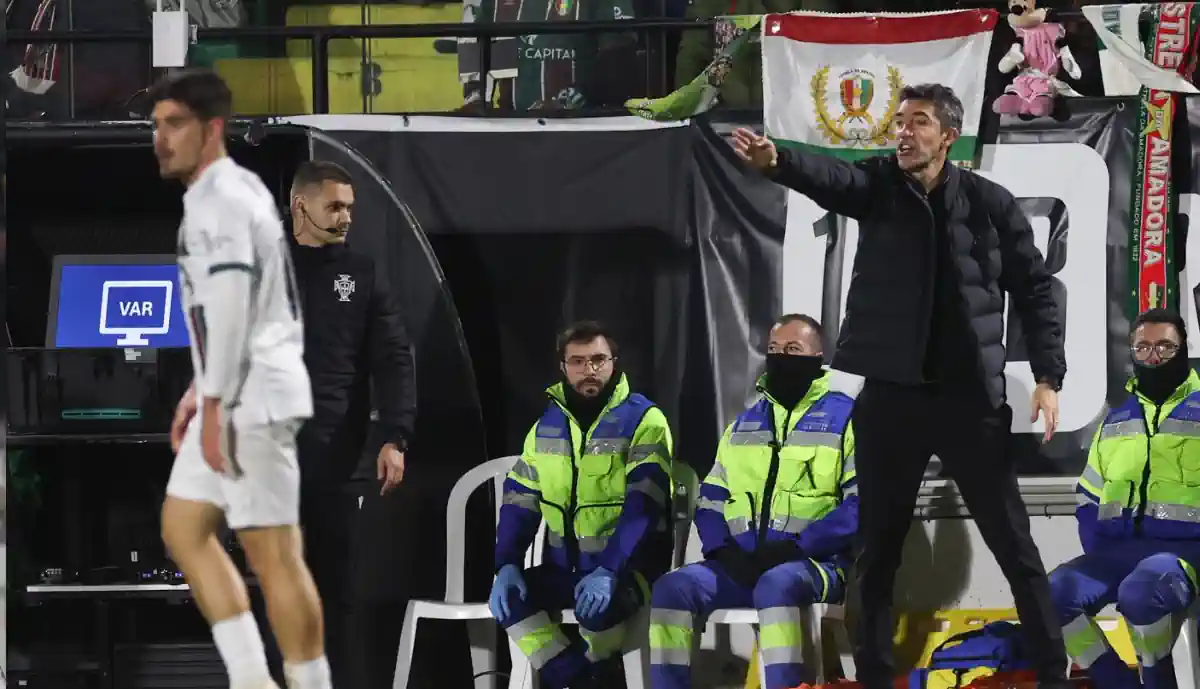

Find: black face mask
765;354;825;409
1135;343;1190;404
562;369;620;431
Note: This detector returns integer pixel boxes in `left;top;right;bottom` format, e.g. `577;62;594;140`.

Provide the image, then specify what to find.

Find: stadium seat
391;455;514;689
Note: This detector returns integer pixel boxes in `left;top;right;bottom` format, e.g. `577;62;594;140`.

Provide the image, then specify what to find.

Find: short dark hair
147;68;232;121
291;160;354;196
1132;308;1188;344
900;83;964;133
556;320;619;360
776;313;823;340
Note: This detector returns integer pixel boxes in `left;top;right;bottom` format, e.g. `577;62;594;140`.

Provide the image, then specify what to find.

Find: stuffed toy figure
992;0;1082;117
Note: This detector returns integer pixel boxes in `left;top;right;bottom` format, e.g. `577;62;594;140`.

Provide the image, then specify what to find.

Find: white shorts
165;416;303;530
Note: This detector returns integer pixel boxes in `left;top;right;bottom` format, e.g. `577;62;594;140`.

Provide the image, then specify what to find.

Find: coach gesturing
734;84;1069;689
286;160;416;688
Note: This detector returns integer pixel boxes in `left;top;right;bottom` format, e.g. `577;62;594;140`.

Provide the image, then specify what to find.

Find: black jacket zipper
1133;402;1163;534
757;409;793;544
909;185;937;369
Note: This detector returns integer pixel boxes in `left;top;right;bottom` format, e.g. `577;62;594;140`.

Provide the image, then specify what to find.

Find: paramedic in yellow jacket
649;314;858;689
1050;308;1200;689
488;320;674;689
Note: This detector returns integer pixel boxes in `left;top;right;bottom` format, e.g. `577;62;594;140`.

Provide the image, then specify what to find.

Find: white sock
211;611;272;687
284;656;332;689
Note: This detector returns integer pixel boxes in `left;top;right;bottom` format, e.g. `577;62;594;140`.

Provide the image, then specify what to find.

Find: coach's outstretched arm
731;127;875;219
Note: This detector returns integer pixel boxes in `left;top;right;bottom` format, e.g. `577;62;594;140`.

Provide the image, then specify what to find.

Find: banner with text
761;9;998;164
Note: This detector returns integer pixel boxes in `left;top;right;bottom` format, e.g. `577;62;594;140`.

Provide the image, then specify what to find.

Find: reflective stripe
770;516;812;535
842;483;859;498
757;606;803;627
534;437;570;456
730;430;773;446
513;458;539;482
735;420;764;432
709;462;728;482
1100;418;1146;440
843;453;855;474
727;516;751;535
759;606;806;665
547;530;608;553
649;648;691;666
1098;502;1124;520
1063;615;1110;669
651;609;693;626
696;497;725;513
584;437;630;455
1080;465;1103;490
1158;417;1200;438
783;430;841;449
649;608;694;667
630;442;669;462
1077;492;1099;507
503;490;540;512
1145;502;1200;523
1130;615;1178;666
628;477;668;506
761;645;804;665
505;611;571;670
582;621;627;662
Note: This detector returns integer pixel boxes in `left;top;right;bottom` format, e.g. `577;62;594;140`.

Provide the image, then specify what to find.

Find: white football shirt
176;156;313;426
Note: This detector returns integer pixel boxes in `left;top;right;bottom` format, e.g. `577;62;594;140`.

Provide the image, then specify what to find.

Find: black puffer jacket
769;148;1065;407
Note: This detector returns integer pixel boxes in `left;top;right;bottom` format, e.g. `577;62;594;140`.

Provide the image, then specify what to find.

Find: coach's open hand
377;442;405;495
732;127;778;171
1031;382;1059;444
200;399;228;474
170;383;198;454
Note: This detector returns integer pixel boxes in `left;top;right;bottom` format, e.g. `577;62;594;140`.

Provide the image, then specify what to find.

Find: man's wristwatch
1036;376;1063;392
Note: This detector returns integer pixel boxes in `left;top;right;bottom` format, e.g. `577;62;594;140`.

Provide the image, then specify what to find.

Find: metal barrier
7;18;718;116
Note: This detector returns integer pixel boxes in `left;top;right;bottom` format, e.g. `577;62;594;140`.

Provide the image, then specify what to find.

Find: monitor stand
115;332;151;346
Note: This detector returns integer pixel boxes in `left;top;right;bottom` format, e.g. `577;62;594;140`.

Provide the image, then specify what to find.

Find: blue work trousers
1050;540;1200;689
499;564;647;689
648;559;843;689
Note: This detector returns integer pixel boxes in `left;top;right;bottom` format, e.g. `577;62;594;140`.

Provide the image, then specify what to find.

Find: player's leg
225;421;329;689
163;424;275;689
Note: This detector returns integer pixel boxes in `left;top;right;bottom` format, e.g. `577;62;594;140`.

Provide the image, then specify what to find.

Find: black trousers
261;480;369;688
852;380;1068;688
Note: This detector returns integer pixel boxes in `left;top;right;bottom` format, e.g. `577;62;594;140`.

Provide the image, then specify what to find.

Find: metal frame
7;18;717;116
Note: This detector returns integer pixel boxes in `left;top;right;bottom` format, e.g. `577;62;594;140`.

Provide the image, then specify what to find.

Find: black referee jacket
290;238;416;482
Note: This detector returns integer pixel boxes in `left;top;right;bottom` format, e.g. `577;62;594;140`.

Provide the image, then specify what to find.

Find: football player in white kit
149;69;332;689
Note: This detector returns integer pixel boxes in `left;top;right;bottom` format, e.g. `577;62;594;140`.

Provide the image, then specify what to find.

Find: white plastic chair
673;462;856;685
392;455;520;689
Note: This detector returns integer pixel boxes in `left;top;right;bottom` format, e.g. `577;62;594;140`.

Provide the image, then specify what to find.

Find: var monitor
47;254;189;349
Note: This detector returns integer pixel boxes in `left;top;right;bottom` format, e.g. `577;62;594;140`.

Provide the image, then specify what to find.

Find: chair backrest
443;455;520;604
671;461;701;569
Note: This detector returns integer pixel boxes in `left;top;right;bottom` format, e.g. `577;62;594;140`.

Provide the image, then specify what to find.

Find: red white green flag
761;10;998;165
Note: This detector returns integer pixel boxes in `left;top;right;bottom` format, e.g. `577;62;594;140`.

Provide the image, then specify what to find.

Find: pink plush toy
992;0;1082;118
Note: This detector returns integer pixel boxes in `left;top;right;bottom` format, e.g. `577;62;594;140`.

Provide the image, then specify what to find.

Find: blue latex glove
573;567;617;620
488;565;527;623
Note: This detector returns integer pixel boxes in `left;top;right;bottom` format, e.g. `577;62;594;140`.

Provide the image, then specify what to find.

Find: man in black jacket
286;160;416;688
733;83;1069;689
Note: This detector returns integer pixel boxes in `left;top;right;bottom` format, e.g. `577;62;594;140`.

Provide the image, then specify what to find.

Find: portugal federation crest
811;65;904;148
333;274;355;302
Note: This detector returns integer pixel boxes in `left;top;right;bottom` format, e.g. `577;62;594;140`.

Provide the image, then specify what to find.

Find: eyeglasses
767;343;811;356
1132;342;1180;360
564;355;614;371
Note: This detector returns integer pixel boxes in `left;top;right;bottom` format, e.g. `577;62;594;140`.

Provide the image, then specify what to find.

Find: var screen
48;254;189;349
